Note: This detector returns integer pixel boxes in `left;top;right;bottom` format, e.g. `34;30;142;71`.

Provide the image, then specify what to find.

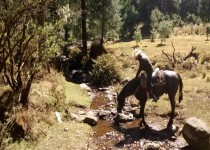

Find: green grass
5;122;92;150
64;81;91;108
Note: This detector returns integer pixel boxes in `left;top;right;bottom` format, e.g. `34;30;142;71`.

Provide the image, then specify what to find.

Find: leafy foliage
87;0;122;41
133;28;142;46
157;20;173;43
0;0;64;107
150;8;164;42
90;54;121;86
206;25;210;41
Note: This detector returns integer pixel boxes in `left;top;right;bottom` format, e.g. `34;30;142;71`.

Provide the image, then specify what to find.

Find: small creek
90;92;115;137
89;89;189;149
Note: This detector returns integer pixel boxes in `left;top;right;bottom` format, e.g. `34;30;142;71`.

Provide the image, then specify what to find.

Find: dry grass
2;69;92;149
106;35;210;126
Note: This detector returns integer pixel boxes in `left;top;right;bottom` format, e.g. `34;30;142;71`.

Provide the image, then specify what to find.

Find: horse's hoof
139;122;143;127
167;124;178;133
145;124;150;129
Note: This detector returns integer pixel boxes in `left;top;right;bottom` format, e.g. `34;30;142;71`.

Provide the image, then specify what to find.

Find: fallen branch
161;42;197;69
183;46;196;61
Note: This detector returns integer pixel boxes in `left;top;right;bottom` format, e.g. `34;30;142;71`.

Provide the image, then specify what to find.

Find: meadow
106;34;210;126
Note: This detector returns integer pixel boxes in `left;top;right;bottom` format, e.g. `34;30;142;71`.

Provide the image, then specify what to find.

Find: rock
80;83;92;91
131;107;141;118
182;117;210;150
114;113;134;123
130;98;139;107
55;112;62;123
97;110;111;120
143;142;160;150
70;112;79;120
83;111;98;126
78;111;86;115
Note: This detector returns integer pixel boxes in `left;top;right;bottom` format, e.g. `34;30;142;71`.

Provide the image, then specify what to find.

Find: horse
116;70;183;129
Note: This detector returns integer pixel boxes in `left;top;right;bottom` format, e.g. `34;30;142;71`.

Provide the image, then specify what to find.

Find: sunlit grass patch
64;81;91;108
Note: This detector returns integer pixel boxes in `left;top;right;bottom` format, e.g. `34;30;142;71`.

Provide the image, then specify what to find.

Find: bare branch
183;46;196;61
171;41;177;63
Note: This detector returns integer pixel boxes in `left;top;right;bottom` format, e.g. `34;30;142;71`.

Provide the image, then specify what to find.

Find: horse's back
163;70;180;80
163;70;180;93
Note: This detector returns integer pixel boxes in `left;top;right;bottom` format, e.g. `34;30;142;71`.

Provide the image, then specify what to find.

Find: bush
200;53;210;64
90;54;121;86
133;28;142;46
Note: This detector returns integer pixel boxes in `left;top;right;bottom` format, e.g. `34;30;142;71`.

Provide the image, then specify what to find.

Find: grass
106;34;210;126
6;122;92;150
1;70;92;149
64;80;91;108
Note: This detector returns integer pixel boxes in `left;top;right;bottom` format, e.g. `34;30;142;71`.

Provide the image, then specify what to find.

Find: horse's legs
117;97;125;113
167;95;176;128
139;99;149;128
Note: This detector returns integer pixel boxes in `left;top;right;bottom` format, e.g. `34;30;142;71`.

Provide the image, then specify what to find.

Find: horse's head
116;78;139;113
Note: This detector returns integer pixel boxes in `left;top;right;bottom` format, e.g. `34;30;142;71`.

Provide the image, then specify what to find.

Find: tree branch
183;46;196;61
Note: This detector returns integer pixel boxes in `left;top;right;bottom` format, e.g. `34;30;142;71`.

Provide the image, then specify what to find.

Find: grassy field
106;34;210;126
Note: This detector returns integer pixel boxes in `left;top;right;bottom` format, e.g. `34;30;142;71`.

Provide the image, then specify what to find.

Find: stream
88;88;190;150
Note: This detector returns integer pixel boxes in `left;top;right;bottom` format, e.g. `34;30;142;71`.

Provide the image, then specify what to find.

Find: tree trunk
19;74;34;108
81;0;87;55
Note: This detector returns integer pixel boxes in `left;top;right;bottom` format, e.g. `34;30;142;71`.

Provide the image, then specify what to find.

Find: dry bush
200;53;210;64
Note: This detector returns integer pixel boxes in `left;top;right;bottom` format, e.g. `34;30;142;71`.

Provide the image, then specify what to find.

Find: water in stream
89;90;189;149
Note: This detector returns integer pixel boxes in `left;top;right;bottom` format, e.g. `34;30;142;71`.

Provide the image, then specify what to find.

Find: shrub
90;54;121;86
200;53;210;64
206;25;210;41
68;47;82;61
189;72;198;79
202;72;206;78
207;76;210;82
133;28;142;46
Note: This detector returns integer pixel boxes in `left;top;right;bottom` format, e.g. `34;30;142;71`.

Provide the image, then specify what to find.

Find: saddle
140;68;165;88
152;68;165;86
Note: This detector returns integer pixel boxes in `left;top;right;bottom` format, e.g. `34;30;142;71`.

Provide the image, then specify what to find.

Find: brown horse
116;70;183;129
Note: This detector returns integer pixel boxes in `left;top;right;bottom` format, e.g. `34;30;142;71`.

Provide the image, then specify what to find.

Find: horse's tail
177;73;183;103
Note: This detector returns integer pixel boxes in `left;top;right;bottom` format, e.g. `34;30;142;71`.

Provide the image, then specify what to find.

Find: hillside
1;35;210;149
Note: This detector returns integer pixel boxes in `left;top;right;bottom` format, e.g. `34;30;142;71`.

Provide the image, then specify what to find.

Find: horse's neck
119;78;139;98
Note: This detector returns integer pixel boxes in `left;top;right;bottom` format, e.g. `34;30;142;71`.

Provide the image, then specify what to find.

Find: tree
157;20;173;43
81;0;87;55
88;0;122;43
120;1;138;38
198;0;210;22
150;8;164;42
0;0;60;107
206;25;210;41
133;27;142;46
